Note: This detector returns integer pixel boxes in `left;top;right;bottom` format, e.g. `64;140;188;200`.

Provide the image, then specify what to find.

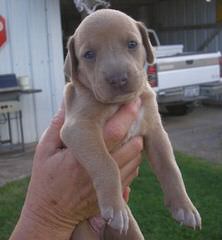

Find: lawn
0;152;222;240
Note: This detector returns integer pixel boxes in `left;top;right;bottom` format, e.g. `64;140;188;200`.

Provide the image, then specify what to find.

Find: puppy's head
64;9;154;103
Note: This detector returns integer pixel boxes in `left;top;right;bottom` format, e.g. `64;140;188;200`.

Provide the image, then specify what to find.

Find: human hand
10;98;143;240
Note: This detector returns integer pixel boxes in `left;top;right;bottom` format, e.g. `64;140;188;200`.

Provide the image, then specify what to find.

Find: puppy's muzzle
106;72;128;90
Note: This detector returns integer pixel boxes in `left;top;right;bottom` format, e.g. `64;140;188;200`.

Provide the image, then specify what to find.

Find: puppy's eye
83;50;96;60
128;40;137;49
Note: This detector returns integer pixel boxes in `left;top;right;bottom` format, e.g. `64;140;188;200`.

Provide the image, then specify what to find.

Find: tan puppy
61;9;201;239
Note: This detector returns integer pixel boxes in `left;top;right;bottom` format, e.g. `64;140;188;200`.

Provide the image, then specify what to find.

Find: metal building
152;0;222;53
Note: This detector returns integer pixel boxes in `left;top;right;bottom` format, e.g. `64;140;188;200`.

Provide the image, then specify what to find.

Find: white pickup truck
147;29;222;115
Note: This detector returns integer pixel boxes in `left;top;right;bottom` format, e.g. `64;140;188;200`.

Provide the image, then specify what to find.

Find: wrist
10;206;75;240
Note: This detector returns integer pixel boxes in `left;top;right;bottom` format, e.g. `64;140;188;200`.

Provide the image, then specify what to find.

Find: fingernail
54;101;65;118
58;100;65;112
54;108;64;119
52;108;65;127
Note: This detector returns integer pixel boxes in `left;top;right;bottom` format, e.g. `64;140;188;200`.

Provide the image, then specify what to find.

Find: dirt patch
164;105;222;163
0;145;35;186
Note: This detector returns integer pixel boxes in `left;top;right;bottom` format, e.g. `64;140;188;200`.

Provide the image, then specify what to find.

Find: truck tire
166;104;192;116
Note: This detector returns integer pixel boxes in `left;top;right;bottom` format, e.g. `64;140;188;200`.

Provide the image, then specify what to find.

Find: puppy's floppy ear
64;36;78;81
136;21;155;65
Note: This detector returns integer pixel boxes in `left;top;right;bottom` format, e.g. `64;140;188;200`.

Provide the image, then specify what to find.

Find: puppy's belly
124;106;144;143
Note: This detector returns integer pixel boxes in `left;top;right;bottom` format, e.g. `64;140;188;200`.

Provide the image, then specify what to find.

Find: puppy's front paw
169;201;201;229
101;205;129;234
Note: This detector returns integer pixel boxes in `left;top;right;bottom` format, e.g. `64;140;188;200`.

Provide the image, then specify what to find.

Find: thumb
37;103;65;157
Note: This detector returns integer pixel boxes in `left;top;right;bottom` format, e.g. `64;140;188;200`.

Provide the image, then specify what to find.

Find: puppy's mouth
95;91;138;104
92;69;147;104
93;81;145;104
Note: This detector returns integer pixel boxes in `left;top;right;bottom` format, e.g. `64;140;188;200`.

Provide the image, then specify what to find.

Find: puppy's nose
106;73;128;89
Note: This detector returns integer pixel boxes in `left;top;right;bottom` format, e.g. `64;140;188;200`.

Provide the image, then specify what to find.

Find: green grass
130;152;222;240
1;152;222;240
0;177;29;240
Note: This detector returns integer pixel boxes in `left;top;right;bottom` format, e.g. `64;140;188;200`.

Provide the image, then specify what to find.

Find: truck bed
156;52;221;90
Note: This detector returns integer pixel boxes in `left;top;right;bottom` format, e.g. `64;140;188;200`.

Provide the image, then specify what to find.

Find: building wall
152;0;222;53
0;0;65;143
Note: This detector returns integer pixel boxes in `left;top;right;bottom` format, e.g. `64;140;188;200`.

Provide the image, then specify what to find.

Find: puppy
61;9;201;239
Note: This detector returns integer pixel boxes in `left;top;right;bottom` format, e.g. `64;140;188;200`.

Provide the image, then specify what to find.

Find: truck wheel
166;104;192;116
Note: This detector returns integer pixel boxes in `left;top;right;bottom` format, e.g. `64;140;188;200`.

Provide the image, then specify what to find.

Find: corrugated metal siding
152;0;221;53
0;0;65;143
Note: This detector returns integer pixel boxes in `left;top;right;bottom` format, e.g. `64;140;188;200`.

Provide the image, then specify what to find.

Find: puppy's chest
123;106;145;144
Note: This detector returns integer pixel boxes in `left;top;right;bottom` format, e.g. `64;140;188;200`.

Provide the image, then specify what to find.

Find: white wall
0;0;65;143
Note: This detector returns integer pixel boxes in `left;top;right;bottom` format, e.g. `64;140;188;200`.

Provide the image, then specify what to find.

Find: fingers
121;155;141;188
104;98;141;151
112;136;142;197
123;187;131;202
37;102;65;157
112;136;143;168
